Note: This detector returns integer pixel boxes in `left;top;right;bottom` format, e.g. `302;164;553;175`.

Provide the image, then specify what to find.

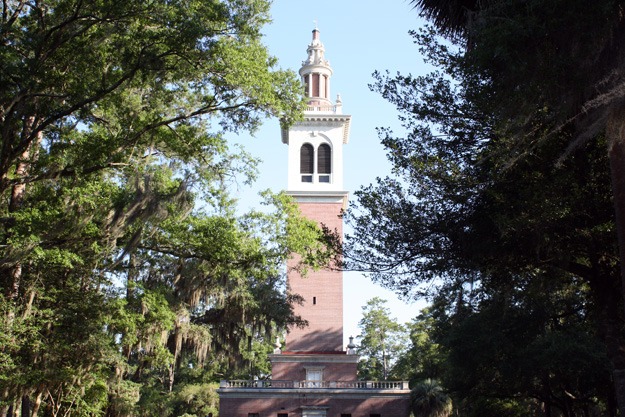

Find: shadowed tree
388;0;625;412
344;3;621;415
410;0;483;38
411;379;452;417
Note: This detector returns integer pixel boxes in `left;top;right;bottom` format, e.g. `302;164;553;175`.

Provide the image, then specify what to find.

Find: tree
392;309;445;385
411;379;452;417
356;297;408;380
344;14;620;417
0;1;327;415
409;0;482;38
435;273;614;417
0;0;303;306
406;1;625;409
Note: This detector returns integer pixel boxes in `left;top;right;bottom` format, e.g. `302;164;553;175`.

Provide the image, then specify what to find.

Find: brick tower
218;28;411;417
281;25;350;354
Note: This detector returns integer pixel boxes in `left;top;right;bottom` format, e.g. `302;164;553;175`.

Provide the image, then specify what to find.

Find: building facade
218;28;411;417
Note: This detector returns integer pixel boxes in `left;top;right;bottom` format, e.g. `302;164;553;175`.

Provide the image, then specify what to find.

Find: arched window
300;144;314;182
317;143;331;174
300;144;314;173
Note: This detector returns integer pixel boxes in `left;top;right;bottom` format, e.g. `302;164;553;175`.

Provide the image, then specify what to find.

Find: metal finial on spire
313;19;318;30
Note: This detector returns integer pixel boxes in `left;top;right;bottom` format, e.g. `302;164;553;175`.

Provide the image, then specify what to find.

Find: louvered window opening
317;144;331;174
312;74;320;97
300;144;314;174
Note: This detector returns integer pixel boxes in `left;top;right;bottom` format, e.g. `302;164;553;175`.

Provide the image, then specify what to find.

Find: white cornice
282;115;351;145
285;190;349;208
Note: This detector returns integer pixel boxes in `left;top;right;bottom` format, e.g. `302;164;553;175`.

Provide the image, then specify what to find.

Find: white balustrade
219;380;409;390
305;105;338;113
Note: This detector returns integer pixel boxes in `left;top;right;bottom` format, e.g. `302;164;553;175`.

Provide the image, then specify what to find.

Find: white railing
305;105;339;113
220;380;409;390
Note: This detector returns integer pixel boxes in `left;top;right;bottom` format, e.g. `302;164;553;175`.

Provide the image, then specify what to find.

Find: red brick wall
218;394;411;417
286;201;344;353
271;360;357;382
330;397;411;416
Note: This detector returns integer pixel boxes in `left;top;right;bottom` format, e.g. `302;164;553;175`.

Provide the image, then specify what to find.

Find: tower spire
300;27;333;108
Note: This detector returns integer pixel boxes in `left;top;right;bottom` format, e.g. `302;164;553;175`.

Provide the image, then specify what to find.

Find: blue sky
232;1;431;346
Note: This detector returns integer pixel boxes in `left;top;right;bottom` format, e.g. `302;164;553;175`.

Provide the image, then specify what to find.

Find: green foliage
108;380;142;417
356;297;408;380
411;379;452;417
393;309;445;385
172;383;220;417
435;277;613;416
0;0;328;415
457;397;537;417
347;2;623;416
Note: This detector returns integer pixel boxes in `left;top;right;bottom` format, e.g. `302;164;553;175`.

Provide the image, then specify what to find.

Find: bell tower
217;28;411;417
281;27;351;353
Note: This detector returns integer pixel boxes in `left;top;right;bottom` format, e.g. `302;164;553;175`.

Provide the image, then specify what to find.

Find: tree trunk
5;157;28;300
5;119;39;302
168;363;176;393
382;342;388;380
542;374;553;417
30;391;43;417
20;395;30;417
606;106;625;416
607;382;618;417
